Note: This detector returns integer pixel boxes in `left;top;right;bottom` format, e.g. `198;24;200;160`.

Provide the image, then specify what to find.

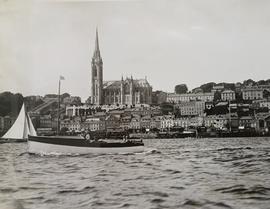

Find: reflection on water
0;137;270;209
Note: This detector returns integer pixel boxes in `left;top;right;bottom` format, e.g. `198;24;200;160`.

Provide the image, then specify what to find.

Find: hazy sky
1;0;270;101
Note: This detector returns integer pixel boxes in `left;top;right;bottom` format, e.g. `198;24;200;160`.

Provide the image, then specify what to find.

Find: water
0;138;270;209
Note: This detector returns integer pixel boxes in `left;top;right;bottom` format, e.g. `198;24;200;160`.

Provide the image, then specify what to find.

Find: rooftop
103;78;151;89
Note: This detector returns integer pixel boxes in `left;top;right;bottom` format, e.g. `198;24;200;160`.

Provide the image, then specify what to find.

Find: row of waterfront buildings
2;101;270;136
59;107;270;135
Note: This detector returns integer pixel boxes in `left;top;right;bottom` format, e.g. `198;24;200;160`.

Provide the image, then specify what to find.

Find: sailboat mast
57;79;61;135
229;99;231;132
57;76;65;135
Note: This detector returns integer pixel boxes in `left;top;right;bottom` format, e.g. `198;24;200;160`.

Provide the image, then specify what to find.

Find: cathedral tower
91;28;103;105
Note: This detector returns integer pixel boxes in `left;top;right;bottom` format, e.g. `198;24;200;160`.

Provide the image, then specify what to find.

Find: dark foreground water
0;138;270;209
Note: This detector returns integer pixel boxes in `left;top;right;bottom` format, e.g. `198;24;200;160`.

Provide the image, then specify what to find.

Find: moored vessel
28;135;144;155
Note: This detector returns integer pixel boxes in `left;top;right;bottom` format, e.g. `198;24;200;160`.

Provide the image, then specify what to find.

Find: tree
24;97;44;111
0;92;23;117
200;82;216;93
214;91;221;102
160;103;174;115
263;90;270;99
192;87;203;93
61;93;70;99
174;108;181;118
258;80;267;86
224;83;236;91
205;103;228;115
174;84;188;94
235;92;243;102
60;127;69;135
243;79;255;86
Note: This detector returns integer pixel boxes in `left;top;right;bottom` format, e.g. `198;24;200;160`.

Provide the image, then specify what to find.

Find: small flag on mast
60;75;65;80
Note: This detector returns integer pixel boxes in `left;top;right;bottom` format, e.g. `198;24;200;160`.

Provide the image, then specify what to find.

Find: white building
60;119;81;131
160;115;175;129
81;118;105;131
212;84;225;93
174;117;203;128
257;100;270;110
242;88;263;100
204;115;228;129
221;90;236;101
160;116;203;129
167;92;214;103
176;101;205;116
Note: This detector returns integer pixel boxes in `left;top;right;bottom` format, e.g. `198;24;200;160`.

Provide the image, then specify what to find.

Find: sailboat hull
28;135;144;155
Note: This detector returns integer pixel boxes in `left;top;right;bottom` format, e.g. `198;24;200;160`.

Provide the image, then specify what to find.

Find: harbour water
0;137;270;209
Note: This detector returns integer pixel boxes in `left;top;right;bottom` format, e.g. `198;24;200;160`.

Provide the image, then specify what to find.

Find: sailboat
0;103;37;143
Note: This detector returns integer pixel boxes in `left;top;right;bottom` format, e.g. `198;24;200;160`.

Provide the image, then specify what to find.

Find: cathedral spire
93;27;102;61
91;27;103;105
95;27;99;52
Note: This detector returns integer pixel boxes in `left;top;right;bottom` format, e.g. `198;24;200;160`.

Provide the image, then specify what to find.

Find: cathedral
91;29;152;105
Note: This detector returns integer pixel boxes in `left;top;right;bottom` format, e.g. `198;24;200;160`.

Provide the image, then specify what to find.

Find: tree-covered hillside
0;92;24;117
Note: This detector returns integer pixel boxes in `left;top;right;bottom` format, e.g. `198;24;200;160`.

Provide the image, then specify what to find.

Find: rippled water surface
1;138;270;209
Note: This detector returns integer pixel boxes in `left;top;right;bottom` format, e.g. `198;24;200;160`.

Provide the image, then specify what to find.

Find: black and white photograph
1;0;270;208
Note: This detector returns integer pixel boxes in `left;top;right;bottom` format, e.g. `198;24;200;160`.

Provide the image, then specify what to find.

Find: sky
1;0;270;101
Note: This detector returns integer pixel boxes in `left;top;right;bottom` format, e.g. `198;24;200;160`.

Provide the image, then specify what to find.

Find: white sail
27;113;37;136
23;115;30;139
2;104;26;139
2;103;37;139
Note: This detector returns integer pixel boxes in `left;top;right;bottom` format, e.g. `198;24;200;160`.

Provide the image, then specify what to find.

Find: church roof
103;78;151;90
103;81;121;89
135;79;150;87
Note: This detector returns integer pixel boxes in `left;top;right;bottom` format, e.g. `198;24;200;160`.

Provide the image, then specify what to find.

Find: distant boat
0;103;37;143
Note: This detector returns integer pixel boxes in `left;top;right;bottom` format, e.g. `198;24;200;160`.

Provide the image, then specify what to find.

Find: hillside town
1;79;270;138
1;30;270;138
